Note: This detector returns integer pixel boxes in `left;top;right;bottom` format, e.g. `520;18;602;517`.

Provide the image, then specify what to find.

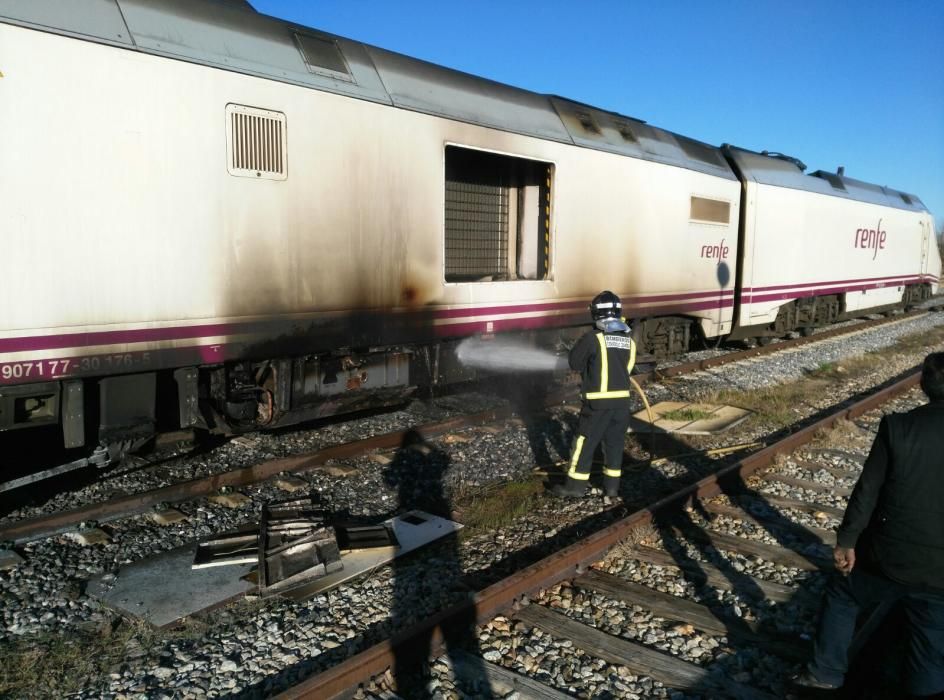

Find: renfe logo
701;238;729;259
855;219;886;260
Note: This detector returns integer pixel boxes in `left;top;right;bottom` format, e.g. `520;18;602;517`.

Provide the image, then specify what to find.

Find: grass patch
660;406;714;422
807;361;841;378
0;620;149;698
890;323;944;354
703;323;944;429
454;476;545;534
807;353;886;381
612;523;659;553
0;612;218;698
813;417;865;445
707;379;830;427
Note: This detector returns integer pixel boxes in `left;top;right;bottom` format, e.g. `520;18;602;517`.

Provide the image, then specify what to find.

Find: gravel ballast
1;310;941;699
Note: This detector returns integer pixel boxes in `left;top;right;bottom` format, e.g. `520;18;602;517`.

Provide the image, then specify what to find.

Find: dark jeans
809;567;944;696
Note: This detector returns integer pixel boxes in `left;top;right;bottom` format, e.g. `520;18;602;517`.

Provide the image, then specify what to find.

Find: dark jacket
837;401;944;591
568;327;636;408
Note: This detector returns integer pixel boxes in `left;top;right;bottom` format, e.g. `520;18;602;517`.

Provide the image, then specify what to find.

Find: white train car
0;0;936;458
0;0;739;450
725;147;939;340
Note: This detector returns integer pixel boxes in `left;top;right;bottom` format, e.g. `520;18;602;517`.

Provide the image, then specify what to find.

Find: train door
920;220;931;275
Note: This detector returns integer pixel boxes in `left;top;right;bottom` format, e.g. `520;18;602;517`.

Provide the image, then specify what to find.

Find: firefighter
550;290;636;498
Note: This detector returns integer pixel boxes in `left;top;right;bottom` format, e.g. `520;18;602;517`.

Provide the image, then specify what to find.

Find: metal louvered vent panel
612;120;637;142
226;104;287;180
444;181;509;281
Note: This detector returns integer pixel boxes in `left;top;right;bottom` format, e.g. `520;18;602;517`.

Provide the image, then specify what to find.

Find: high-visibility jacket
568;328;636;406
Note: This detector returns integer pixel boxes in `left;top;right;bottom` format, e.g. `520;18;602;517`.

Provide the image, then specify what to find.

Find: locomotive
0;0;938;460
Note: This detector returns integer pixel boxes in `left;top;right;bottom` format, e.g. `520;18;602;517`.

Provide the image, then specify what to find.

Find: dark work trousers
809;567;944;695
566;403;632;483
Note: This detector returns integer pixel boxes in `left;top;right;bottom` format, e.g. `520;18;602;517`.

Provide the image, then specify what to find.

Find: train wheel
757;336;773;346
799;326;814;337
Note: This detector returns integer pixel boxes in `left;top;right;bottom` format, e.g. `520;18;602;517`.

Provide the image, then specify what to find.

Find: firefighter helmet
590;291;622;321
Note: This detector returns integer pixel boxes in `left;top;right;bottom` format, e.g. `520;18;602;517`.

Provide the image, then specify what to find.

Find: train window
900;193;914;205
444;146;552;283
690;196;730;224
225;104;288;181
294;32;353;81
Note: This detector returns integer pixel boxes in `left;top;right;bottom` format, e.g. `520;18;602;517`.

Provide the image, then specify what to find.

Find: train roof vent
760;151;807;172
575;111;602;135
226;104;287;180
612;119;637;142
294;32;353;81
812;170;847;191
676;136;725;167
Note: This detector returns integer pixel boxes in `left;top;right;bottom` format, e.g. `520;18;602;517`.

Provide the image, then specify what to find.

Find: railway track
277;369;921;699
2;305;941;698
0;307;933;546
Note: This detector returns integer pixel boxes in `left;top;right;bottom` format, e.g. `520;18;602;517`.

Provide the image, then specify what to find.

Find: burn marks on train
200;300;439;433
444;146;552;283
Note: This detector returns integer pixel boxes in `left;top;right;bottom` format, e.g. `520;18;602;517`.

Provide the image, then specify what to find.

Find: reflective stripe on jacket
569;329;636;405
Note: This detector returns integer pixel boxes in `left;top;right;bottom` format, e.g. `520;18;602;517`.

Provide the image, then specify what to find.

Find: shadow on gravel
498;376;571;471
632;389;925;699
223;430;493;700
379;429;493;699
229;372;925;699
464;393;922;698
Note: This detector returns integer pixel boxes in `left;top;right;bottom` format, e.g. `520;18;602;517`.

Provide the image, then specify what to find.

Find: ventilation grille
612;119;637;142
690;196;731;224
226;104;287;180
575;111;601;135
444;181;509;281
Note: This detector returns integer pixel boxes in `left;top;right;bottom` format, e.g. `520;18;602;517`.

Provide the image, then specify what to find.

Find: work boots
547;477;587;498
603;475;620;498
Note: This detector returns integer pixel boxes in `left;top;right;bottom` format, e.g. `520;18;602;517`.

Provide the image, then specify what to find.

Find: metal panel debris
193;496;406;598
87;545;255;628
630;401;751;435
88;493;458;627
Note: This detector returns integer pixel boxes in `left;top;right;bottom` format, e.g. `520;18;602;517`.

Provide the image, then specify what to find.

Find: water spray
457;335;657;463
455;337;568;372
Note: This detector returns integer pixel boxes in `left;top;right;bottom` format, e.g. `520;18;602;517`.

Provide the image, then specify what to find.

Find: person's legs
600;406;631;497
553;404;606;496
902;592;944;697
806;568;903;687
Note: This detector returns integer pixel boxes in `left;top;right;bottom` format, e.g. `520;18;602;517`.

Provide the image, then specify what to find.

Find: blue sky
253;0;944;232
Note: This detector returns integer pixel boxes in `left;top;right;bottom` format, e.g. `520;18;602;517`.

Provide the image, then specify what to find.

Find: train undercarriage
0;283;934;489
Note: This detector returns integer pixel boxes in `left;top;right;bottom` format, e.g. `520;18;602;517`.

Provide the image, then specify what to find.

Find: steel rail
635;309;925;383
0;310;927;544
278;368;922;700
0;409;510;545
